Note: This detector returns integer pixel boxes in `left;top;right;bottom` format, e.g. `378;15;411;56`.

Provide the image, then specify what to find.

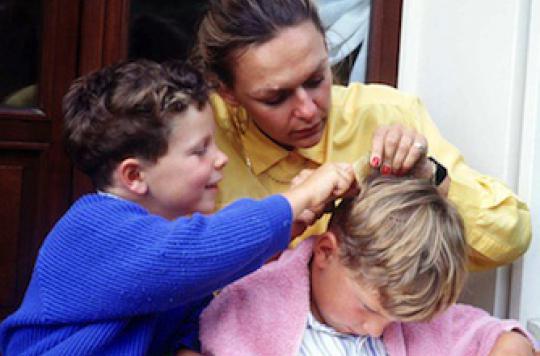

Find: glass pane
127;1;372;84
318;0;371;84
0;0;42;109
128;1;209;63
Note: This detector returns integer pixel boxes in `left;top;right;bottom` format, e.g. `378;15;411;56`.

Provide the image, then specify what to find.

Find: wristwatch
428;157;448;186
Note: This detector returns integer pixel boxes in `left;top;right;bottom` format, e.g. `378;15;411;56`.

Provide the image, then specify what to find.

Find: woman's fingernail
371;156;380;167
382;165;391;175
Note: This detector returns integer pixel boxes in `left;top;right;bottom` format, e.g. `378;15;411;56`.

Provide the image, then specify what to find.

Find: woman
196;0;530;270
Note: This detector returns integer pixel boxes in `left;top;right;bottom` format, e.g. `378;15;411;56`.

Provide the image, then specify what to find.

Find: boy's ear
115;158;148;195
312;231;340;268
216;82;240;107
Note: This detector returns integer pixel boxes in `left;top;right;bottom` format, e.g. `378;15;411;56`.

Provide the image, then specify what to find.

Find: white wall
512;0;540;335
398;0;539;327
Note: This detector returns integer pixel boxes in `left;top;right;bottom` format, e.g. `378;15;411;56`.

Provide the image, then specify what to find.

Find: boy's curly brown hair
62;59;209;189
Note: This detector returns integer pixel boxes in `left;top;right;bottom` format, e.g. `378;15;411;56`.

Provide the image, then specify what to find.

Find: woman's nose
293;87;317;120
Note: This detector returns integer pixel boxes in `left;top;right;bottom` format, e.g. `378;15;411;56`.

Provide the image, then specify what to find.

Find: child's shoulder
407;303;489;330
65;193;138;216
403;303;516;336
49;193;148;238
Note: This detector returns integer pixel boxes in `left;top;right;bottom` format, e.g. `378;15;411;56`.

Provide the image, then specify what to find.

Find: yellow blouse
211;83;531;271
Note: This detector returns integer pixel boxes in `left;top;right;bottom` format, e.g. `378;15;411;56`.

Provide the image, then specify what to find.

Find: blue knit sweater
0;193;292;355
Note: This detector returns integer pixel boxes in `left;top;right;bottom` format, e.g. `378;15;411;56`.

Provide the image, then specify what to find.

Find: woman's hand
370;124;429;176
369;124;451;195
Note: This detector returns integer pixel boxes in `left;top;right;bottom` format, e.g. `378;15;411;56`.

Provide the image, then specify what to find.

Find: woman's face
221;20;332;149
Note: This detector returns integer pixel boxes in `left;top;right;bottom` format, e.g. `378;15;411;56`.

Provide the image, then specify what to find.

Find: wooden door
368;0;403;86
0;0;129;320
0;0;80;320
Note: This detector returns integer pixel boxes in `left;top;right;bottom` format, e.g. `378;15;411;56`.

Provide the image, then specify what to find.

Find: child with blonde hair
200;174;537;355
0;59;357;355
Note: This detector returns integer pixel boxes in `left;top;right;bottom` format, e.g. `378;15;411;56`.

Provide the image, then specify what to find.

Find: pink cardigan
200;238;532;356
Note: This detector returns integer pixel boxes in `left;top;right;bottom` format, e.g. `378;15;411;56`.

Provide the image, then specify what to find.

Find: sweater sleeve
333;84;531;270
172;296;211;352
36;194;292;321
399;304;535;356
405;95;531;270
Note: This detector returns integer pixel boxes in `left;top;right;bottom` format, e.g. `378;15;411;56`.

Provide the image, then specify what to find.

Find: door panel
0;146;48;315
0;0;80;320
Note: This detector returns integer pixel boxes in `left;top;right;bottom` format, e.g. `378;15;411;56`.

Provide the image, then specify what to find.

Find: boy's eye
358;300;375;313
191;141;209;156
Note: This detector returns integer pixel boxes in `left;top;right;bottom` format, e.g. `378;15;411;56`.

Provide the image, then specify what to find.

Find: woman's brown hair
196;0;324;88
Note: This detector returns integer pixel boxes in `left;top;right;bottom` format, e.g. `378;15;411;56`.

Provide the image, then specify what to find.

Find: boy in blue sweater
0;60;356;355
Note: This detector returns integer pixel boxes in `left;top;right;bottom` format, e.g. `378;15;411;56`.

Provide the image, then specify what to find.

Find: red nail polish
382;165;391;175
371;157;380;167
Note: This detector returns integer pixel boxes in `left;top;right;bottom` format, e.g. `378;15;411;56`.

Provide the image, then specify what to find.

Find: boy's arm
489;331;539;356
171;298;208;356
176;350;201;356
38;195;293;319
37;163;356;319
403;304;537;355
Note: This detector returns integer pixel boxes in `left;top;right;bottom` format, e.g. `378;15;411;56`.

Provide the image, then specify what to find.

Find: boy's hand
175;349;202;356
290;209;317;238
283;162;358;221
488;331;538;356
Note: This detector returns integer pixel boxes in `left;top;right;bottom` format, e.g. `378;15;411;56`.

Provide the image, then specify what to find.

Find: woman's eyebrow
250;59;327;97
251;86;287;97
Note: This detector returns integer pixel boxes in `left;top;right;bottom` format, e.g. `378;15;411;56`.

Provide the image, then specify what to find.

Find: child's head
63;59;228;219
310;175;467;337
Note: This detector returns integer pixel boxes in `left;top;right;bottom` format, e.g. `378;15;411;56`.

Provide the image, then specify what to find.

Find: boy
0;60;357;355
200;175;538;355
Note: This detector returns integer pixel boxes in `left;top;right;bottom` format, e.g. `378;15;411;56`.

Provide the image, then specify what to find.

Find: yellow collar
242;120;327;175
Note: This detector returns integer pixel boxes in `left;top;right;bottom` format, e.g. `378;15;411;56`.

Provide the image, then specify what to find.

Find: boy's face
141;104;228;219
310;233;395;337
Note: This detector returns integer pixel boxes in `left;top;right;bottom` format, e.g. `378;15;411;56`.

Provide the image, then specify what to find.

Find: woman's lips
292;121;323;139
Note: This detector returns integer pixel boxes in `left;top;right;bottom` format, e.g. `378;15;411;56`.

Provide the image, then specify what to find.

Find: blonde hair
329;175;468;322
